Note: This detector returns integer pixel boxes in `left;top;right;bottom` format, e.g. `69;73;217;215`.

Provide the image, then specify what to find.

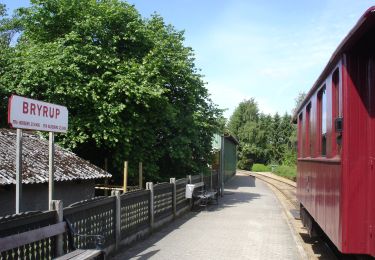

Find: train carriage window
318;86;327;156
332;69;340;155
298;113;303;157
305;103;311;157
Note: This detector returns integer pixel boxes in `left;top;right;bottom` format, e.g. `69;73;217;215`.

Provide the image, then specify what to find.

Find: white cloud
257;97;277;115
191;1;375;119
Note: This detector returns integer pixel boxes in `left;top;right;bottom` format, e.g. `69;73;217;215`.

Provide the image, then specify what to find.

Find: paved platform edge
242;172;308;260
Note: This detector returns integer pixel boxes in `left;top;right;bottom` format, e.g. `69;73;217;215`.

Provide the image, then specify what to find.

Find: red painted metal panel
341;40;375;254
369;54;375;257
297;7;375;257
297;159;342;249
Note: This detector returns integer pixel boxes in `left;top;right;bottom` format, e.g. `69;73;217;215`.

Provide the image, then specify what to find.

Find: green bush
251;163;270;172
238;158;254;171
273;165;296;181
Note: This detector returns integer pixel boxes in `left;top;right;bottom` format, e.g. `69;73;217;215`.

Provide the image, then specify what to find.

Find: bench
186;182;218;208
0;219;105;260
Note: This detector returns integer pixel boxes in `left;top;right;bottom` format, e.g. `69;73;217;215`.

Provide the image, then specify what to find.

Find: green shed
222;135;238;182
212;134;239;193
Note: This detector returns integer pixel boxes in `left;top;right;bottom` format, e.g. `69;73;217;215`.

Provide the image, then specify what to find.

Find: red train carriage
295;7;375;257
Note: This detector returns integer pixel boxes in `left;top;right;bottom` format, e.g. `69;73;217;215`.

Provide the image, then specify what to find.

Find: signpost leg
48;132;55;210
16;129;23;214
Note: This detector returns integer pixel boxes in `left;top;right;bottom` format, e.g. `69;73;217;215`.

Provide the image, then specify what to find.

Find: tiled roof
0;129;111;185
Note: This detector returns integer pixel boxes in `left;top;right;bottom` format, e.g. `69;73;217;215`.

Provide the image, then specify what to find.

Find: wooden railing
0;171;219;259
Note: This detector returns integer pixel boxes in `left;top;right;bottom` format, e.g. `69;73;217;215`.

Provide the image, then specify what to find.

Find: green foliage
292;92;307;116
227;98;259;138
237;157;253;171
228;99;297;169
282;145;297;166
0;1;222;182
251;163;270;172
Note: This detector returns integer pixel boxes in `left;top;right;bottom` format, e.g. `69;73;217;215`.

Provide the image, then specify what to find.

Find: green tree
228;98;259;138
292;92;306;116
256;113;272;162
0;1;221;181
228;99;262;169
0;3;13;127
228;98;297;169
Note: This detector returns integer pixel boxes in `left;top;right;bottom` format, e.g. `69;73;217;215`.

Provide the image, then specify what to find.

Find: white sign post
15;129;22;213
8;95;68;212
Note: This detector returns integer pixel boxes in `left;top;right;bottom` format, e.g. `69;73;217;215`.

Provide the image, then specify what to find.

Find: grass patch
272;165;296;181
251;163;270;172
251;163;297;181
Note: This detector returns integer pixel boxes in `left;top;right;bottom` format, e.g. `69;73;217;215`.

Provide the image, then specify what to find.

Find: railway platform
112;172;303;260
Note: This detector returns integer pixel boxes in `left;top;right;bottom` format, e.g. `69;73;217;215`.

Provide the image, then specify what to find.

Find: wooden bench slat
205;191;217;197
54;249;102;260
54;249;86;260
0;222;66;252
193;182;204;187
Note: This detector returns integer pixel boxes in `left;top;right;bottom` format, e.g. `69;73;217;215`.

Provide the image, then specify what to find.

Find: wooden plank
0;211;56;232
0;222;66;252
64;196;115;215
193;182;204;187
54;249;102;260
54;250;85;260
205;191;217;198
74;250;102;259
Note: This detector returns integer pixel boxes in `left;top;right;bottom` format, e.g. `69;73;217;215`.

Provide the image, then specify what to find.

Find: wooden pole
15;129;23;214
170;178;176;218
112;190;121;250
48;132;55;210
139;162;143;189
50;200;63;256
123;161;128;193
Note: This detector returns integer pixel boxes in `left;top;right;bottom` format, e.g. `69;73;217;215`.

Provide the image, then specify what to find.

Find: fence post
112;190;121;251
170;178;176;218
50;200;63;257
146;182;154;230
187;175;192;208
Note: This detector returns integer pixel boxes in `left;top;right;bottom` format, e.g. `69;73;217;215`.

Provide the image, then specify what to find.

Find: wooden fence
0;172;219;259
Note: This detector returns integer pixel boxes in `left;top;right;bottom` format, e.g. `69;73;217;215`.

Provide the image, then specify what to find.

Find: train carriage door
369;54;375;255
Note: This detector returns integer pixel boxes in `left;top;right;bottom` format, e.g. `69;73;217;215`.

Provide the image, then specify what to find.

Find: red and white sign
8;95;69;133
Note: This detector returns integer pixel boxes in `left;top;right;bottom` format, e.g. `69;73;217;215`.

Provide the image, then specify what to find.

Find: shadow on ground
205;175;261;212
226;174;256;189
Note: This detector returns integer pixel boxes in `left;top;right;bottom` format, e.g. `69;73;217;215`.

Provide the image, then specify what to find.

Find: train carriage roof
293;6;375;122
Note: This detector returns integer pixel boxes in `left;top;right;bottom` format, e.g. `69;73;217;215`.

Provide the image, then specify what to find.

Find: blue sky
2;1;375;118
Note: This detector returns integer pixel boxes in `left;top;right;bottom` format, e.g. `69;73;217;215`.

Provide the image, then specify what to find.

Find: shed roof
0;129;111;185
293;6;375;121
224;134;239;146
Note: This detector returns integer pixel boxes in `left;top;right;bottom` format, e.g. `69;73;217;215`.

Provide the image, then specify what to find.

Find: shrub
238;158;254;171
